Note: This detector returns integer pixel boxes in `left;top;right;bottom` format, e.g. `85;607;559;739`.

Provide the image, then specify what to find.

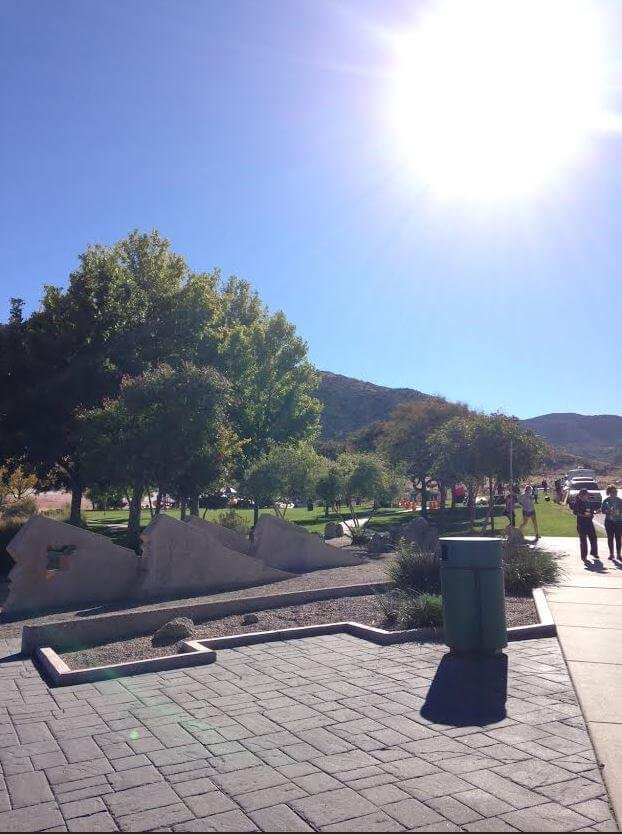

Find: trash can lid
439;536;503;568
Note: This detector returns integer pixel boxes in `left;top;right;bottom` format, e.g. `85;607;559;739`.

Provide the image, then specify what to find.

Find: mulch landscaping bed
61;593;537;670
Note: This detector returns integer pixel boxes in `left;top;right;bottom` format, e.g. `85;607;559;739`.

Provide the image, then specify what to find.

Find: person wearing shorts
602;485;622;560
518;486;539;539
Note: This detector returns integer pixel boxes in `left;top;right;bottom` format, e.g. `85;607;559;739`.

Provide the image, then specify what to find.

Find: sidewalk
540;535;622;827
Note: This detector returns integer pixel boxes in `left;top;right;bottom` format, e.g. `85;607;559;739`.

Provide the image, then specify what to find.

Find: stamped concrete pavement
0;626;616;832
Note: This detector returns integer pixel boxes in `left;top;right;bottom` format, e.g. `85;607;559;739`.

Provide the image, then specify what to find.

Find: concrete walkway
541;535;622;827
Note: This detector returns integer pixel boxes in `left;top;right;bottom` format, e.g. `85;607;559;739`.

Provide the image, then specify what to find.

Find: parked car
564;468;596;488
566;480;602;511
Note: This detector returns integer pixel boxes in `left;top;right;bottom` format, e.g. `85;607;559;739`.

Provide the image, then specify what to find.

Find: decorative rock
152;617;195;645
395;517;440;553
139;514;293;599
242;613;259;625
368;532;392;554
324;522;339;540
186;516;252;555
4;516;140;615
251;514;363;573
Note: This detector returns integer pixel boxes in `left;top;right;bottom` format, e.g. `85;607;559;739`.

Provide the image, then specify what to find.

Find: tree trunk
467;485;477;531
147;490;154;518
189;494;199;516
451;484;456;510
155;488;163;515
324;501;329;519
420;477;428;518
438;480;446;528
180;497;187;520
127;482;143;551
69;478;83;526
253;500;259;526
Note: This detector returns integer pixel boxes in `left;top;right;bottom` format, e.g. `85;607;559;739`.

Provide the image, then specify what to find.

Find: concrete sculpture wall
139;514;291;598
185;516;252;555
3;512;364;615
4;515;140;615
251;514;363;572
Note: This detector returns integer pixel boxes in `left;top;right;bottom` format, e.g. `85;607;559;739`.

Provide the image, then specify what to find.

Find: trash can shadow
420;651;508;727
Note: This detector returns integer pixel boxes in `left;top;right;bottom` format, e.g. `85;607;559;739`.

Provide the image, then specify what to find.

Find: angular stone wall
185;516;252;555
138;514;292;599
2;512;366;617
251;514;363;572
4;516;140;615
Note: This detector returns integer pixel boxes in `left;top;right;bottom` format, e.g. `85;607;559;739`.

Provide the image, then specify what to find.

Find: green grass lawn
84;504;377;543
84;493;597;546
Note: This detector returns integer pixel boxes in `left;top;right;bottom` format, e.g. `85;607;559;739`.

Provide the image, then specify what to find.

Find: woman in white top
518;486;539;540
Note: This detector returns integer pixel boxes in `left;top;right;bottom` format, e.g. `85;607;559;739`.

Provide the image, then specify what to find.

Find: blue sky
1;0;621;419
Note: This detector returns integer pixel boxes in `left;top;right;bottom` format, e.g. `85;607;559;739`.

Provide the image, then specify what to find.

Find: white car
564;469;596;488
566;479;602;511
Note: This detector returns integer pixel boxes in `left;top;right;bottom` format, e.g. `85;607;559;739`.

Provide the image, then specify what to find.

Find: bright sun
392;0;607;198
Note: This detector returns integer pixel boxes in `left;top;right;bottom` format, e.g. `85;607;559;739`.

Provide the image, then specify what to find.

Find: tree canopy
0;230;322;534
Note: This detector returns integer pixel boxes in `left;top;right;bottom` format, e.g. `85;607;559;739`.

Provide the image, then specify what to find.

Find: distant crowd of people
502;480;622;563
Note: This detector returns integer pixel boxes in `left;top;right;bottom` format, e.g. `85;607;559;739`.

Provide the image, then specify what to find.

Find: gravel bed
61;594;537;670
0;546;378;639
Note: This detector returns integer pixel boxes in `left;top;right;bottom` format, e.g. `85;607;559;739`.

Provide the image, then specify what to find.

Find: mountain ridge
317;371;622;460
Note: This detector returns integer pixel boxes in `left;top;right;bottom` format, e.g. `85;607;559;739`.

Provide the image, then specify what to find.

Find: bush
379;590;443;629
386;538;441;595
2;496;37;519
216;509;251;538
349;527;370;546
503;543;561;595
0;516;23;577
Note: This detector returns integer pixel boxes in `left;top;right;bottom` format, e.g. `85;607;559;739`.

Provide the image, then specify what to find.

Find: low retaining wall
35;588;556;687
36;640;216;687
21;581;391;654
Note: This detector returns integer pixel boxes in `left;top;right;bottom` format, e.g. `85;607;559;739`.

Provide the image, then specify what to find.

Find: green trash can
440;537;507;655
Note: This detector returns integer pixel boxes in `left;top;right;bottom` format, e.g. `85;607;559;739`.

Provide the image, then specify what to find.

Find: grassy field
84;493;596;543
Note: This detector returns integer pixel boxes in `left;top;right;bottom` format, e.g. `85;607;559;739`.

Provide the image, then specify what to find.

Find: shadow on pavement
420;651;508;727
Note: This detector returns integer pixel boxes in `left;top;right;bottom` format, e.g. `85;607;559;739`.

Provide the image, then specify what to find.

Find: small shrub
349;528;370;546
503;543;561;595
216;509;251;538
2;496;37;519
386;538;441;595
0;516;23;577
378;589;443;629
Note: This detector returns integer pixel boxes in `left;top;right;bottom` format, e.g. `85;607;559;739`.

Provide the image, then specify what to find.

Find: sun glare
392;0;608;199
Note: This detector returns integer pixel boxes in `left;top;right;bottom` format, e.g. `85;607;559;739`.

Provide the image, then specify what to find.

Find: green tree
430;412;546;531
315;464;344;518
379;398;468;517
0;231;200;523
243;444;326;519
211;278;322;522
336;452;404;529
77;363;240;548
0;232;321;526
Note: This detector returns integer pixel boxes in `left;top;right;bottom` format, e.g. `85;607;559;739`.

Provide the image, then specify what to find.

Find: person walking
574;488;598;562
504;490;517;530
518;485;539;539
602;485;622;560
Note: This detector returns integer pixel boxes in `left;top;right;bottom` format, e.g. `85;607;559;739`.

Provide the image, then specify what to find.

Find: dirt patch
61;594;537;670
